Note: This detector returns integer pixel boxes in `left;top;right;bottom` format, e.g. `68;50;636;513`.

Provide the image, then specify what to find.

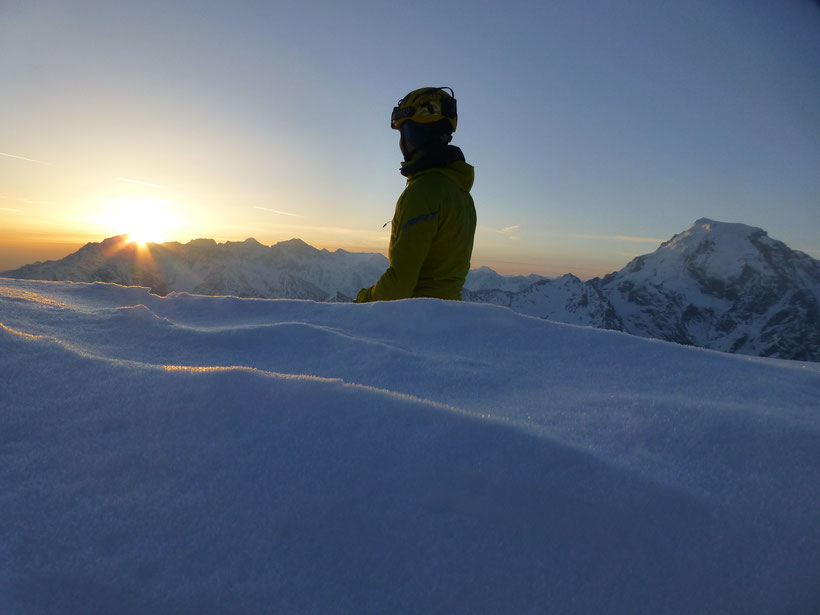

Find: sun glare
97;196;178;245
126;226;161;246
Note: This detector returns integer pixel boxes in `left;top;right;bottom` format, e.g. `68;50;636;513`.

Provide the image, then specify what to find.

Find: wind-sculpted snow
1;278;819;614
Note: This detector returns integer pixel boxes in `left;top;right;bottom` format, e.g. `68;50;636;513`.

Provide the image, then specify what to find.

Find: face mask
399;121;451;160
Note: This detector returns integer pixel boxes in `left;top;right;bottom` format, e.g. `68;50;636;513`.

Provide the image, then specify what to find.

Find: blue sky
1;0;818;277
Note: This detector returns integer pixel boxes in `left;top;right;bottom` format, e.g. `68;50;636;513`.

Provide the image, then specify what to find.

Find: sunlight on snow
0;322;48;340
0;286;67;308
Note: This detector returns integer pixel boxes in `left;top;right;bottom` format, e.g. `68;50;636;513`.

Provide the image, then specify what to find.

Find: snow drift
1;277;818;614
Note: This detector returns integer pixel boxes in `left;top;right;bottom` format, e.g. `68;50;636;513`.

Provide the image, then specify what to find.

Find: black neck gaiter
400;144;465;178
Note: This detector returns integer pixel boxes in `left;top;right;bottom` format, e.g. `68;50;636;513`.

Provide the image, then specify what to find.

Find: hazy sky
1;0;818;277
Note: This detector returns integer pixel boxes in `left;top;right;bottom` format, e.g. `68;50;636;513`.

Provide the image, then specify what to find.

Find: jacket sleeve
356;182;439;302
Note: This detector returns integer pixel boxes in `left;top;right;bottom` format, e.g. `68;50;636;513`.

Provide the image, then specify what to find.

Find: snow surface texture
1;277;819;614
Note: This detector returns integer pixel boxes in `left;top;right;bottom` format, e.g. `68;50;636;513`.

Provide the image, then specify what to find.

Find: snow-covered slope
463;265;547;292
596;218;820;360
463;273;622;328
1;277;818;614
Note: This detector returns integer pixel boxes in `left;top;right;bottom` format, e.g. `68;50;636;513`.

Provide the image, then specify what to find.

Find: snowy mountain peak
463;267;548;292
187;238;218;249
272;237;320;257
276;237;312;248
625;218;788;285
600;219;819;359
221;237;267;256
100;233;132;246
691;217;763;234
659;218;766;254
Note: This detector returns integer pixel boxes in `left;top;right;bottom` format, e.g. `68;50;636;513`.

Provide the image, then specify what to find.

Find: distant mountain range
2;236;387;302
3;218;818;361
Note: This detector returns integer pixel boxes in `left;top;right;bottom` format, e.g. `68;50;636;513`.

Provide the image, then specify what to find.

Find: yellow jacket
356;160;476;302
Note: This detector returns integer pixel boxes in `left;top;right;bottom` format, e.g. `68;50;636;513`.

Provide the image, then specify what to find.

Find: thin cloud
571;233;665;244
255;206;301;218
497;225;521;240
0;207;24;213
0;152;52;166
477;224;522;240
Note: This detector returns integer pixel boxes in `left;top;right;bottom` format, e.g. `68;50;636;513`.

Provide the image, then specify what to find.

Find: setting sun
97;196;178;245
126;229;159;246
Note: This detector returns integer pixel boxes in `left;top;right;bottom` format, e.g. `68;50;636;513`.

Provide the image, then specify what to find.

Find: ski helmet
391;87;458;132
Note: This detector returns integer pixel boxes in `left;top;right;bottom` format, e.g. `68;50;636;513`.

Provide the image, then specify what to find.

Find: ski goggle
391;87;457;130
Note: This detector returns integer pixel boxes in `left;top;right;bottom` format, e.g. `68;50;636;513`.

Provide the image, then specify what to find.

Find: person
355;86;476;303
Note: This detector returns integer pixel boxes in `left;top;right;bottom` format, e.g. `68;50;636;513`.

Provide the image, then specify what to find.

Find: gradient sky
1;0;818;277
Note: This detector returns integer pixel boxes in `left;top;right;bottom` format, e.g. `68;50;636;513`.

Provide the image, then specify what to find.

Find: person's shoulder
403;171;445;196
406;169;460;194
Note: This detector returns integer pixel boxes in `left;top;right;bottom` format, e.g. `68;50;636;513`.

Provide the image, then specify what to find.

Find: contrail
255;206;300;217
0;152;52;165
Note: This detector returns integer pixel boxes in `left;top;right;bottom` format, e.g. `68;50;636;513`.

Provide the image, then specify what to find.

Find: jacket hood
436;160;474;193
409;160;475;193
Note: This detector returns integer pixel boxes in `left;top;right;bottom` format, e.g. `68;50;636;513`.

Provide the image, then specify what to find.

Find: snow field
1;278;819;614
